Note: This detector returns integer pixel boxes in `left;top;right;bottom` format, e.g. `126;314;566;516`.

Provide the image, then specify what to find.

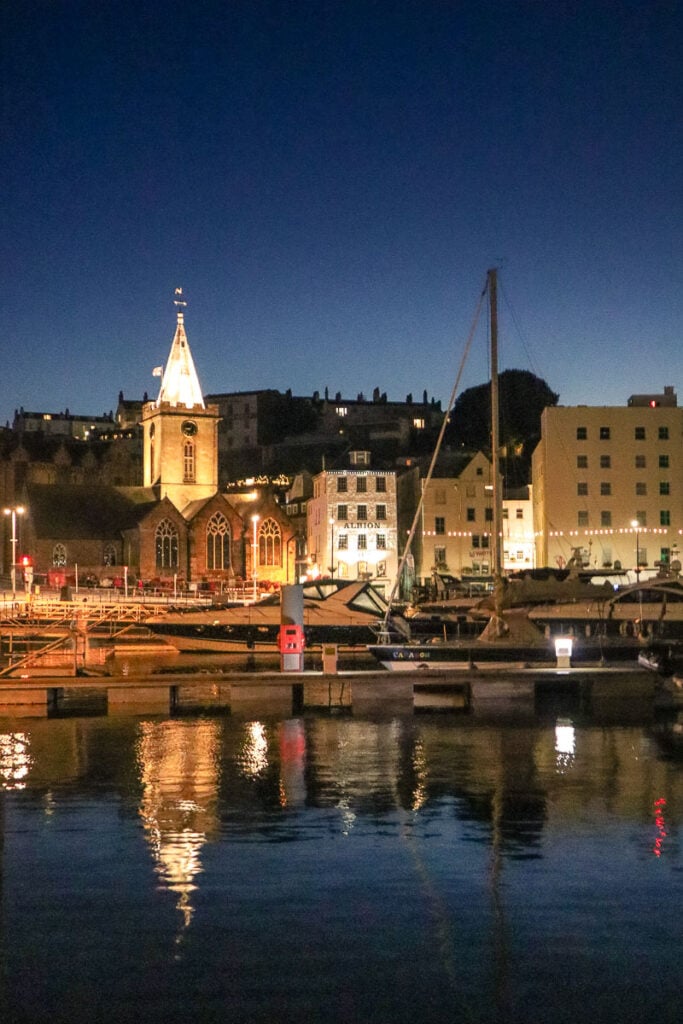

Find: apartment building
307;452;398;592
532;389;683;574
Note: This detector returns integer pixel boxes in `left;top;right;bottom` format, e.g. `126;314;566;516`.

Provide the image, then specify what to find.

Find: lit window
376;534;386;550
413;418;425;429
183;440;195;482
357;533;367;550
259;518;281;566
336;406;348;417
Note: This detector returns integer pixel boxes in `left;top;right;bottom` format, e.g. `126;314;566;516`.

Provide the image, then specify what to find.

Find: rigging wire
380;274;489;631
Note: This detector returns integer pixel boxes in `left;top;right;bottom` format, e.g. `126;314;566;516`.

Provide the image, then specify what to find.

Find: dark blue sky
2;0;681;426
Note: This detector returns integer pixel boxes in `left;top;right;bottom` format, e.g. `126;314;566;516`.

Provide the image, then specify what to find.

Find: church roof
27;485;155;540
155;302;205;410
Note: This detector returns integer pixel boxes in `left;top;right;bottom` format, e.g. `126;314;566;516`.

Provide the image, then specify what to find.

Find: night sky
2;0;681;427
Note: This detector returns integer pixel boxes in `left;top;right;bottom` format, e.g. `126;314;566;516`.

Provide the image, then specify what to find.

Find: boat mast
488;268;505;623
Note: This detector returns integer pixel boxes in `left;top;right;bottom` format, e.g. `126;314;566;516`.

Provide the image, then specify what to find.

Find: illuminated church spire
155;288;205;409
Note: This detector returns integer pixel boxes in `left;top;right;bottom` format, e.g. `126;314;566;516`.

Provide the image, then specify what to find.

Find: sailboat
367;269;647;671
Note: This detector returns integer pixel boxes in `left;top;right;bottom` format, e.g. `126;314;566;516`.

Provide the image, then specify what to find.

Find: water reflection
135;719;221;937
0;710;681;1024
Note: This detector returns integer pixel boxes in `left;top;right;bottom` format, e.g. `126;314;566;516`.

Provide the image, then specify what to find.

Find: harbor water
1;690;681;1023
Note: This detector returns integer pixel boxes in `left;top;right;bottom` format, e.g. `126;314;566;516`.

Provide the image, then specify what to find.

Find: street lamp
3;505;25;601
328;517;335;578
631;519;640;582
251;514;260;601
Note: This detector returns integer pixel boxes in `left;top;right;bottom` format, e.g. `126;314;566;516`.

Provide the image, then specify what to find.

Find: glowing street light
631;519;640;582
251;514;260;601
3;505;25;601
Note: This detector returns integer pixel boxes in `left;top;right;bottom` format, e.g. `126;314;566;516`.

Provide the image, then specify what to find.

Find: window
434;546;446;564
183;440;196;482
357;504;368;521
337;504;348;521
576;426;587;440
52;543;67;567
206;512;230;570
636;511;647;528
600;426;611;440
338;534;348;550
435;517;445;535
481;534;490;548
578;511;588;527
472;535;480;548
376;504;387;520
337;476;348;492
485;507;493;522
577;454;588;469
467;508;475;522
350;451;370;466
661;510;671;526
600;455;611;469
600;482;611;496
375;476;386;492
659;455;669;469
103;544;116;567
577;482;588;496
636;482;647;496
356;476;367;493
376;533;386;550
659;426;669;440
413;417;425;429
516;509;524;520
660;481;670;495
502;508;509;519
156;518;179;569
635;427;645;440
476;467;483;476
601;511;612;528
357;533;367;550
259;517;281;566
336;406;348;417
635;454;646;469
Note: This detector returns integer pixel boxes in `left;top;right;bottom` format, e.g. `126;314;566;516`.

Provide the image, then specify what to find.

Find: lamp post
328;518;335;578
251;514;260;601
4;505;25;601
631;519;640;582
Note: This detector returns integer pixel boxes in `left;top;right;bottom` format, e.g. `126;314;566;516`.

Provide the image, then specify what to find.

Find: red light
19;555;32;567
650;400;658;408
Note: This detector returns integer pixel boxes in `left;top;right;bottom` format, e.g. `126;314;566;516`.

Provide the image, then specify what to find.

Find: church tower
141;291;220;511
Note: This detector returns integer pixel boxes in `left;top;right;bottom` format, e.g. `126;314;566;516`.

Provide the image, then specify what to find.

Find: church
17;299;296;592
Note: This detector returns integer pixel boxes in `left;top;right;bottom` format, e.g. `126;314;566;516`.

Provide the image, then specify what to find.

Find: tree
445;370;559;460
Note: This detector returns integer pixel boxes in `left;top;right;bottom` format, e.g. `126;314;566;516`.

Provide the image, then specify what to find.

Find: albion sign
342;521;383;530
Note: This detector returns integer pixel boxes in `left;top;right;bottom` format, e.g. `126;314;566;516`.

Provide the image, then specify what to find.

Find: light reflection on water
0;709;681;1024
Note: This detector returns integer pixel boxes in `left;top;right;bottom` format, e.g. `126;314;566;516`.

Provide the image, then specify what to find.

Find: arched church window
183;440;196;483
52;543;67;567
150;439;155;482
206;512;230;570
156;518;179;569
259;517;281;567
103;544;116;567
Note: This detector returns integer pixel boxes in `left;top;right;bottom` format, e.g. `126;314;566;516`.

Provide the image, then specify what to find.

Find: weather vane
174;286;187;308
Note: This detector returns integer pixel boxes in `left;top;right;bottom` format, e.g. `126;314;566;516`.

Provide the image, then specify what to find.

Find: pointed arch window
156;518;179;569
103;544;117;567
259;517;281;567
52;543;67;567
206;512;230;570
183;440;196;482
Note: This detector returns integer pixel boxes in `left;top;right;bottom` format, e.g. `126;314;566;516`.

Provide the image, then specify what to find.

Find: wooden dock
0;664;662;719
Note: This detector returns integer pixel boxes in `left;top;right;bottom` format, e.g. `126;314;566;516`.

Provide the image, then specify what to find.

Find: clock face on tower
181;420;198;437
